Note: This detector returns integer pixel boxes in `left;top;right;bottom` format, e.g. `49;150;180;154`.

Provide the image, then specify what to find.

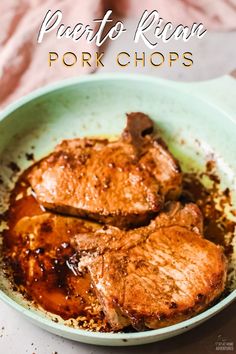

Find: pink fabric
110;0;236;30
0;0;235;108
0;0;103;108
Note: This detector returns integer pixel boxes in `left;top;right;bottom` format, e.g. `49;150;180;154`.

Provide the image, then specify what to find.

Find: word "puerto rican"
38;10;207;48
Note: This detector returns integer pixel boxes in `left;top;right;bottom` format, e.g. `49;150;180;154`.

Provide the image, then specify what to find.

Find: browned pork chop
72;203;227;330
28;113;182;228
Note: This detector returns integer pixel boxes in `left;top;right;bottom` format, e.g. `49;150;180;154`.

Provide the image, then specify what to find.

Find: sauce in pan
2;168;110;331
1;162;236;332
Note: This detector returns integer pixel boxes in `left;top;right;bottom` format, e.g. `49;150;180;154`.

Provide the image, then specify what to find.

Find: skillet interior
0;74;235;345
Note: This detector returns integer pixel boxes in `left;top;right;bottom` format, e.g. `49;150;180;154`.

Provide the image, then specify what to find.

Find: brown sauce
2;168;110;332
1;162;236;332
181;173;235;255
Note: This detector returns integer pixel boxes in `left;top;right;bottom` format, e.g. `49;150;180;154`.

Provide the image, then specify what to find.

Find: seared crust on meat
28;113;182;228
72;202;203;253
72;203;227;330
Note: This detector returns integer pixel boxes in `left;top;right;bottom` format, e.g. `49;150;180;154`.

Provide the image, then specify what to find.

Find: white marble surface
1;24;236;354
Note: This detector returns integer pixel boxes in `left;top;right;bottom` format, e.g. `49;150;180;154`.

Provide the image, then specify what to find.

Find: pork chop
28;113;182;228
71;202;227;330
